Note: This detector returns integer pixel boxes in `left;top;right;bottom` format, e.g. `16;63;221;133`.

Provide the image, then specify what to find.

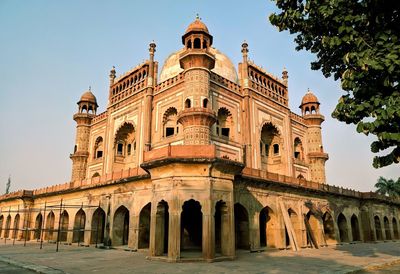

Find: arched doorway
138;203;151;249
384;216;391;240
112;206;129;246
393;217;399;239
306;211;322;247
91;207;106;244
4;215;11;238
337;213;349;242
259;206;277;248
351;214;361;241
45;211;55;241
34;213;43;240
59;210;69;242
12;214;20;239
181;200;202;251
155;201;169;255
322;212;336;244
0;215;3;238
73;209;86;243
215;200;227;254
374;216;383;241
234;203;249;249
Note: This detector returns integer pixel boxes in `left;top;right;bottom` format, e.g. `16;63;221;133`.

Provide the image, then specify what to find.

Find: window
96;151;103;158
273;144;279;155
187;40;192;49
265;144;269;156
117;143;123;155
74;145;77;153
94;137;103;159
203;98;208;108
194;38;201;49
185;99;191;108
221;128;230;137
166;127;174;137
127;144;132;155
203;39;207;49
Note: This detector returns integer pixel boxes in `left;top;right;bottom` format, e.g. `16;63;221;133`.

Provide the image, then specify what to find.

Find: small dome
185;18;209;34
79;90;97;105
159;47;238;83
301;90;319;105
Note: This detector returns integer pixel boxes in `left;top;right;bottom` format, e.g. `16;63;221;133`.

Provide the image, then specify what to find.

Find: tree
269;0;400;168
374;176;400;197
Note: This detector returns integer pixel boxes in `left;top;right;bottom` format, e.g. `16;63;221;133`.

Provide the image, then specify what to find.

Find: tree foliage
269;0;400;168
374;176;400;197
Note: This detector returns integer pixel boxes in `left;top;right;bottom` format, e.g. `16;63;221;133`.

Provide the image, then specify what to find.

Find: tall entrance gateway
0;17;399;262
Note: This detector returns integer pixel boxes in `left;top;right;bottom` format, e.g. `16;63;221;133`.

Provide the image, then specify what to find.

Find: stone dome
185;18;209;34
159;47;239;83
301;90;319;106
79;90;97;105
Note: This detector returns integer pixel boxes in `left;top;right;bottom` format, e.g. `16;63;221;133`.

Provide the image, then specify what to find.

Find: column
168;200;180;261
202;200;215;261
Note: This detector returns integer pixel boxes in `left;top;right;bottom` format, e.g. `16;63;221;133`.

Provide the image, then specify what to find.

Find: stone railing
154;72;184;92
210;72;241;93
143;144;217;163
250;80;288;106
241;167;399;203
91;111;108;124
0;168;148;201
109;79;146;105
290;112;305;125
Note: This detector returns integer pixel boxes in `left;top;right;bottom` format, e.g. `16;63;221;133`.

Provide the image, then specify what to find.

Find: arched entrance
138;203;151;249
72;209;86;243
181;200;202;251
393;217;399;239
59;210;69;242
259;206;277;248
384;216;391;240
4;215;11;238
34;213;43;240
306;211;322;247
12;214;20;239
374;216;383;240
112;206;129;246
154;201;169;255
322;212;335;244
351;214;361;241
215;200;228;254
0;215;3;237
286;208;302;248
234;203;249;249
91;207;106;244
337;213;349;242
45;211;55;241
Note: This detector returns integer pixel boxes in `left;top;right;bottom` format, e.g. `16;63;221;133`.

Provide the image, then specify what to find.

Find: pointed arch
384;216;391;240
260;122;281;167
216;107;233;138
234;203;249;249
351;214;361;241
0;215;3;238
59;210;69;242
259;206;278;248
114;122;136;157
73;209;86;243
337;213;349;242
374;216;383;240
294;137;304;160
45;211;55;241
91;207;106;244
322;211;335;244
94;136;104;159
112;205;129;246
393;217;399;239
138;203;151;249
4;215;11;238
34;213;43;240
162;107;178;137
181;199;203;251
12;214;20;239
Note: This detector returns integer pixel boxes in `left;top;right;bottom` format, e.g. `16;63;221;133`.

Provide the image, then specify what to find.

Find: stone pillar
67;217;74;243
222;201;235;257
128;213;139;250
202;200;215;261
83;209;92;245
347;222;353;242
168;200;181;261
249;210;260;250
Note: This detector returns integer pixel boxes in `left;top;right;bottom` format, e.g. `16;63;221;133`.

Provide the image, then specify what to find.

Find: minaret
177;16;217;144
282;67;288;86
70;89;98;182
239;41;253;167
143;42;156;151
299;89;329;183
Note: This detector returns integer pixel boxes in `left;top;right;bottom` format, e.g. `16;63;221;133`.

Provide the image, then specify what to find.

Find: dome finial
196;13;200;20
89;85;91;91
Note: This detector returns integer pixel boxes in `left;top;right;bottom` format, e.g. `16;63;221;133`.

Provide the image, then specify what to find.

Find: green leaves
270;0;400;168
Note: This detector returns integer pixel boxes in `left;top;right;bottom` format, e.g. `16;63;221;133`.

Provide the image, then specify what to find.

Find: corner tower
300;90;329;183
177;16;217;144
70;89;97;182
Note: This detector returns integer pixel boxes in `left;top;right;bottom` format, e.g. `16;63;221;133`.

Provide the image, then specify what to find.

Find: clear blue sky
0;0;398;193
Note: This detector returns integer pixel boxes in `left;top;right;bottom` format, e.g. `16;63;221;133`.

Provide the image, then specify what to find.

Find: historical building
0;18;399;262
